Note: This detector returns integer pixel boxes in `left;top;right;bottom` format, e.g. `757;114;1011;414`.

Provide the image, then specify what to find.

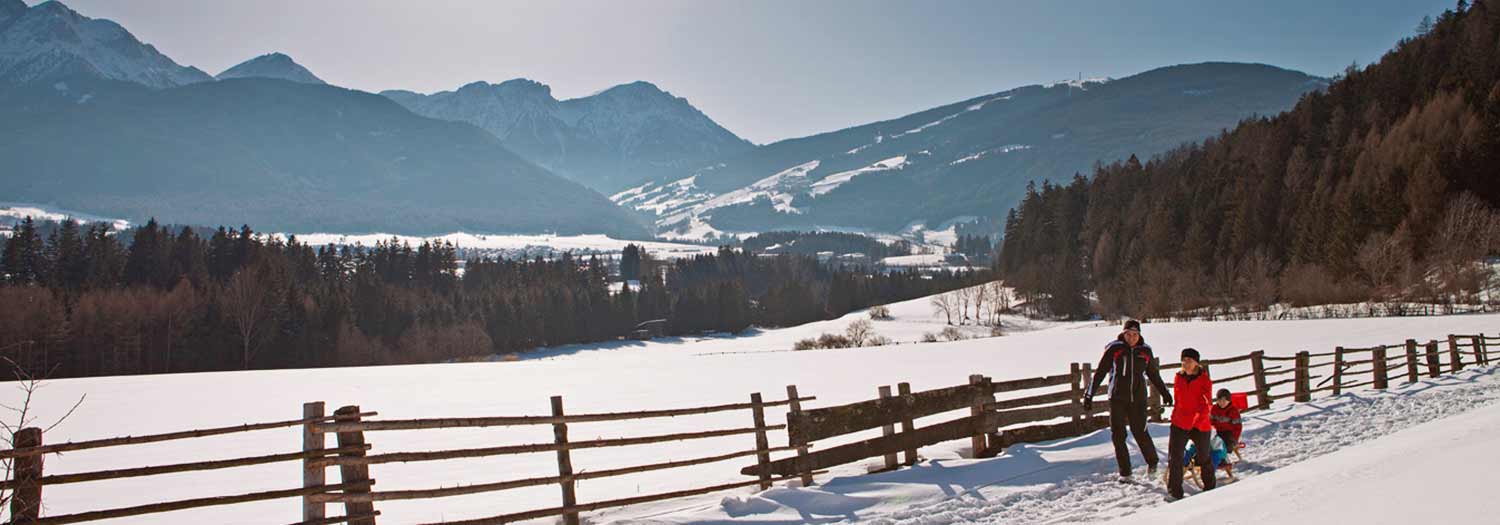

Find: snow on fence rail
0;332;1495;524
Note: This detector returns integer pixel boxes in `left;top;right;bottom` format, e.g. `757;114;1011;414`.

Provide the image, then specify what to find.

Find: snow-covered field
7;297;1499;524
505;285;1040;361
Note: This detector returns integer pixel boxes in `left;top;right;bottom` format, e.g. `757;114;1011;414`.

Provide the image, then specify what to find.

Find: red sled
1231;392;1249;411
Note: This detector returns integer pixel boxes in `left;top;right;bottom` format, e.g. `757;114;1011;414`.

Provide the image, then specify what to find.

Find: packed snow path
669;366;1500;525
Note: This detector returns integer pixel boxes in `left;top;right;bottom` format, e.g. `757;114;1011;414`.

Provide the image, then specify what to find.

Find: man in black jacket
1085;320;1172;479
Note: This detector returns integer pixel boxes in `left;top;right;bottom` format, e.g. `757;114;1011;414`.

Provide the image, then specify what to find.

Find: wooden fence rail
3;331;1494;524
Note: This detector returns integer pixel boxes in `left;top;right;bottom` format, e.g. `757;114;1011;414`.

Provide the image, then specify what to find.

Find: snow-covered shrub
940;326;966;342
868;305;892;320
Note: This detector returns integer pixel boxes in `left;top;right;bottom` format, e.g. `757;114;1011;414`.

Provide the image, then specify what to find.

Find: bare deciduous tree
930;292;956;325
845;319;875;347
0;353;85;516
222;267;271;370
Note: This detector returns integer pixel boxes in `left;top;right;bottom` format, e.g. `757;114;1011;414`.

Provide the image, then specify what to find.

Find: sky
35;0;1453;144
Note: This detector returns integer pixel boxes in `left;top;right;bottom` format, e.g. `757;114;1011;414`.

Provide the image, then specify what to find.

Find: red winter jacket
1211;403;1243;441
1171;370;1213;431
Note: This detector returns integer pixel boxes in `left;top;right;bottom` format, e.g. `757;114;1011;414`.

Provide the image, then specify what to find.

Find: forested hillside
1000;2;1500;318
0;218;980;378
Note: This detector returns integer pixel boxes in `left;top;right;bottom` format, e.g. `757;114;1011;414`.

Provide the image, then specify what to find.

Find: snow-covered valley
6;287;1497;524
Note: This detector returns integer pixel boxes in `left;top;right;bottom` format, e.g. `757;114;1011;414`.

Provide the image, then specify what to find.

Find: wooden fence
1;331;1494;524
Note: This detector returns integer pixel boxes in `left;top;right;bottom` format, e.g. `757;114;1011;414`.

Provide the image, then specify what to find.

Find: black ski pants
1108;396;1158;476
1168;424;1217;498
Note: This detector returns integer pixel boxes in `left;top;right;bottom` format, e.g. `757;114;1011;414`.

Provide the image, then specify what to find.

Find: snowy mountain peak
384;78;752;192
216;52;325;84
0;0;211;88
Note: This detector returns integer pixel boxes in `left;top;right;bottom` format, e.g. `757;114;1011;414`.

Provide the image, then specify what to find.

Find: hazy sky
38;0;1451;144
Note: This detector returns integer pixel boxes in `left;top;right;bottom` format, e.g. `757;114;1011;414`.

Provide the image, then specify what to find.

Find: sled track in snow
862;367;1500;525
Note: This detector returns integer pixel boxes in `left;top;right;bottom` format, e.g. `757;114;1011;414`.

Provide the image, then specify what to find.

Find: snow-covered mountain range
0;0;209;88
0;1;649;237
215;52;324;84
383;79;753;192
613;63;1328;240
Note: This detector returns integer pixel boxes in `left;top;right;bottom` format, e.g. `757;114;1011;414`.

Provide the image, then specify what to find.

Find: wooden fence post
1081;362;1096;420
878;385;898;470
1405;339;1420;384
1426;340;1441;378
1332;347;1345;396
1474;335;1487;366
1147;357;1163;421
551;396;579;525
1251;350;1270;410
1069;364;1084;434
303;402;326;523
749;393;773;490
1294;351;1311;402
785;385;814;487
1448;335;1463;372
968;375;993;458
333;406;376;525
9;427;43;523
1372;346;1388;390
897;382;917;466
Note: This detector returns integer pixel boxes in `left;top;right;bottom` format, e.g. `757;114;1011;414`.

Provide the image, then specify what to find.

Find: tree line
999;2;1500;319
0;218;982;378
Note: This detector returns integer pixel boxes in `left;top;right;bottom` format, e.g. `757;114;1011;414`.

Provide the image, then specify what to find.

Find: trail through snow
698;366;1500;525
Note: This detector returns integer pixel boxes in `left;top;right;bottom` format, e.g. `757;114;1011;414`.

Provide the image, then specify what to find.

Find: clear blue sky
40;0;1453;144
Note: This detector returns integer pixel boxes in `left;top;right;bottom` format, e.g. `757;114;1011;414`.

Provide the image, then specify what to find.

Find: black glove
1161;391;1173;406
1083;396;1093;412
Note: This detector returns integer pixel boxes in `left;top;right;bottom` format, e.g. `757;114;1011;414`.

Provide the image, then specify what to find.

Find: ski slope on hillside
6;308;1499;524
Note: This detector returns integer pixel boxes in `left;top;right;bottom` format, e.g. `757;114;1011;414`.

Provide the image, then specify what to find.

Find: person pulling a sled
1167;348;1216;500
1084;320;1170;480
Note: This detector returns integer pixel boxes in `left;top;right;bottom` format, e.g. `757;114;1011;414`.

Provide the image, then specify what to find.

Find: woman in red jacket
1167;347;1215;500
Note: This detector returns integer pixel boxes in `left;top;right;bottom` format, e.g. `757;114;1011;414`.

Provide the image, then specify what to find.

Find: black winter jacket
1088;336;1169;405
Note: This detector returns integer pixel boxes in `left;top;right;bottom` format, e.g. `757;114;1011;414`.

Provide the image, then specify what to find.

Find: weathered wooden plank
333;406;375;525
991;374;1073;394
313;398;812;433
10;427;42;522
878;385;897;470
313;424;786;467
990;415;1111;450
552;396;579;525
1251;350;1270;410
317;446;802;503
22;481;373;525
989;403;1077;428
784;385;814;487
0;445;369;490
304;402;326;523
790;382;981;443
746;415;982;476
0;412;375;459
750;393;772;490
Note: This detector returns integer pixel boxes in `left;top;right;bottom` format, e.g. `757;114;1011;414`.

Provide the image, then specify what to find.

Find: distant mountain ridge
614;62;1328;239
0;77;650;236
0;0;210;88
216;52;324;85
382;79;754;192
0;1;647;237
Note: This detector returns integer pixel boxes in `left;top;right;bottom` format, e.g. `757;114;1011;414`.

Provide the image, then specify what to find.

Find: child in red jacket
1167;348;1215;500
1210;388;1243;457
